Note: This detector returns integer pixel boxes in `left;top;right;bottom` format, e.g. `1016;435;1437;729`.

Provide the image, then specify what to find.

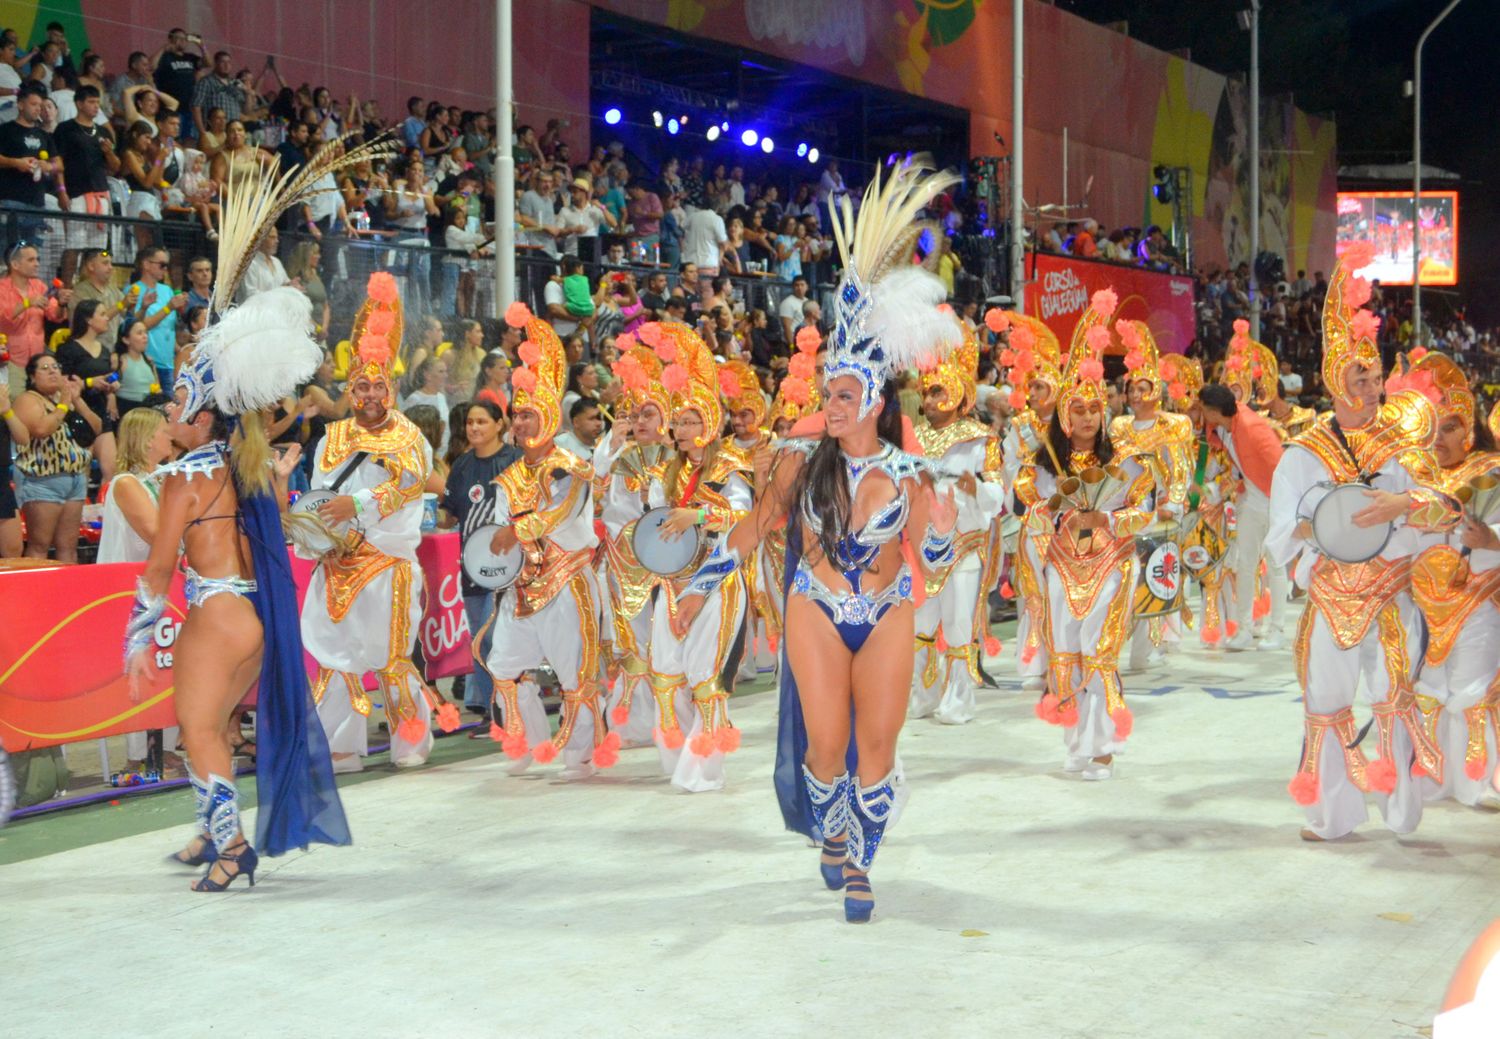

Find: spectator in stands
236;226;290;303
126;247;185;386
1279;358;1303;399
1043;221;1066;253
385;156;439;313
70;248;123;348
627;180;663;256
55;85;116;254
286;241;328;336
680;155;706;209
13;352;97;562
120;120;165;248
119;81;172;136
683;202;728;278
796;297;823;341
442;204;489;317
0;37;24;124
190;49;241;134
399;95;424;148
936;234;962;297
543;255;586;339
152;28;203;136
209;118;271;192
0;83;59;245
555;397;602;461
776;274;810;344
473;349;510;413
772;214;802;282
721;215;749;274
419;101;456;170
816;158;848;231
57;299;119;479
557;176;614;256
0;242;69;397
659;188;685;270
1073;218;1099;259
517;168;561;256
276;117;310;176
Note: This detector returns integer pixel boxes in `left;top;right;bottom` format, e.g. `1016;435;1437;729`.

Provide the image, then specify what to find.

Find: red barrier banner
1026;253;1197;355
0;534;471;752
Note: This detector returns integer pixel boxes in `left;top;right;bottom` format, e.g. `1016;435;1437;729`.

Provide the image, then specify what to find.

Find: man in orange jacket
1199;384;1287;650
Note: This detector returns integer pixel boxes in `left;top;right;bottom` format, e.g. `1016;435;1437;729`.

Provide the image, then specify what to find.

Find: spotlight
807;147;820;164
652;111;663;128
667;118;680;135
740;128;759;147
679;114;689;126
761;137;774;153
796;143;808;157
720;120;730;131
706;125;721;142
603;107;622;126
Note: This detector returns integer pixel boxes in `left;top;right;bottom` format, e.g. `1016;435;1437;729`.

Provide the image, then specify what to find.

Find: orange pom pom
1010;325;1036;352
1110;706;1134;741
395;717;428;746
1253;591;1271;620
358;332;391;365
689;731;717;757
718;368;741;398
1342;240;1376;272
436;702;461;733
501;730;529;759
1079;359;1104;382
1117;321;1143;352
1465;756;1488;781
489;722;505;743
518;341;541;366
795;325;822;353
1168;380;1187;401
610;702;630;726
654;725;684;750
593;731;622;769
1057;700;1079;728
998;348;1017;367
1344;275;1372;309
715;726;742;754
1008;388;1027;409
788;353;815;380
511;368;537;393
1225;620;1239;638
637;322;663;347
985;308;1011;333
768;633;779;654
662;365;689;393
1366;757;1397;794
983;635;1002;657
1409;345;1428;361
531;739;559;764
1287;772;1319;806
504;301;533;328
1034;693;1061;725
1085;325;1111;355
1000;579;1015;599
784;381;810;405
1349;309;1381;342
1091;287;1118;318
1201;625;1221;645
366;271;399;304
1020;643;1037;664
1124;349;1145;372
366;308;395;338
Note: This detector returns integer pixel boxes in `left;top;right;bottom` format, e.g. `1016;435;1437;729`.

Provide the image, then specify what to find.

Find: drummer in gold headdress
908;320;1005;725
1111;320;1194;672
591;336;673;746
1013;288;1156;781
642;321;755;792
1266;242;1459;841
720;356;780;678
468;303;619;778
994;309;1063;691
1403;349;1500;807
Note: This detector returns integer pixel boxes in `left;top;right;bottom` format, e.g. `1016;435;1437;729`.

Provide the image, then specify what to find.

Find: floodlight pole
496;0;515;316
1413;0;1464;345
1011;0;1025;310
1248;0;1261;339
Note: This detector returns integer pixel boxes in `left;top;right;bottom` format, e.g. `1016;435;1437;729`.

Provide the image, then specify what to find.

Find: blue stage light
603;107;622;126
667;118;680;135
740;128;759;147
796;143;808;157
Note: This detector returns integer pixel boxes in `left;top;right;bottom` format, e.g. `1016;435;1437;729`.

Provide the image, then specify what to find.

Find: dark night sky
1058;0;1499;325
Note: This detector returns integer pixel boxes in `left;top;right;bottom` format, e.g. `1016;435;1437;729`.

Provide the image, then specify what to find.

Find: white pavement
4;638;1498;1038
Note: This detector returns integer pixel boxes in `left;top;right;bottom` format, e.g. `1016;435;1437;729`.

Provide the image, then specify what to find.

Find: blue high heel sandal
167;835;218;868
842;867;873;923
191;842;258;892
819;836;848;890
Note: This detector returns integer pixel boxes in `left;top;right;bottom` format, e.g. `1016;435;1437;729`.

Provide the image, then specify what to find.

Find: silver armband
683;540;743;599
123;577;166;667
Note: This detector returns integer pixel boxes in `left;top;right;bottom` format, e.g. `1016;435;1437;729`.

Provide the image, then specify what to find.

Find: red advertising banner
0;534;472;752
1025;253;1197;355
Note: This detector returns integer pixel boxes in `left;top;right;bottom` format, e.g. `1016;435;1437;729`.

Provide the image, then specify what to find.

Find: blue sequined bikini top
786;441;925;571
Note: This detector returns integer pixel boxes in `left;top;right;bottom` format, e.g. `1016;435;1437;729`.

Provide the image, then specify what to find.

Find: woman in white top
383;157;439;313
401;355;450;453
236;226;290;302
100;407;180;770
441;205;490;317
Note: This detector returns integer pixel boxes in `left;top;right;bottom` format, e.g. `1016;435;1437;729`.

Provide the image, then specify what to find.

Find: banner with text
1025;253;1197;355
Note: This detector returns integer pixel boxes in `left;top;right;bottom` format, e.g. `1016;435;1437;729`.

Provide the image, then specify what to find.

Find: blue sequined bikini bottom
791;561;913;653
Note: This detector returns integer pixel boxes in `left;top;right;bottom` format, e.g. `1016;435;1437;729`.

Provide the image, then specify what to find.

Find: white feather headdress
825;157;963;419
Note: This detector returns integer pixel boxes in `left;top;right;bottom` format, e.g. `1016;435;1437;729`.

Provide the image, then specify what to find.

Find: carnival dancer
995;311;1063;691
721;357;780;679
594;339;671;745
1111;323;1194;671
1266;242;1457;842
641;321;755;793
1014;289;1155;781
302;273;452;772
472;304;619;778
1219;325;1291;650
123;137;382;887
672;159;962;922
1405;350;1500;808
909;324;1005;724
1160;354;1238;647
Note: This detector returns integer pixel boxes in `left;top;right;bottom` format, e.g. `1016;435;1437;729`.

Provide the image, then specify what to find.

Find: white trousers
649;580;745;793
1415;602;1500;807
1232;497;1288;638
909;563;981;724
1046;562;1133;761
605;601;657;744
1014;532;1049;680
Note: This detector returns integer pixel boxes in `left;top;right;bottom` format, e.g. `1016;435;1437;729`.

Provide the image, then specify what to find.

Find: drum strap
329;451;371;494
1328;420;1370;483
676;466;703;508
1188;440;1208;511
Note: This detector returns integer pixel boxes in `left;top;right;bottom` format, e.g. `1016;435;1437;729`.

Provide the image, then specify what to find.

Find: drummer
469;304;620;778
720;358;780;681
1265;243;1457;842
1111;322;1194;672
1198;381;1286;651
640;320;754;793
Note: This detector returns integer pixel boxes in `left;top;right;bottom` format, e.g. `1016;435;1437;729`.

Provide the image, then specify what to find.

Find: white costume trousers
1415;602;1500;807
908;563;981;724
649;581;745;793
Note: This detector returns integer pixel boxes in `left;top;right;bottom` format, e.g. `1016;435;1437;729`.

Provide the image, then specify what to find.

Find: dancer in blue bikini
673;160;962;923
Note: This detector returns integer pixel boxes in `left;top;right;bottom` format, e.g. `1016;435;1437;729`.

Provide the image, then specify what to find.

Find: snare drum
1180;510;1229;578
462;525;526;590
289;490;353;555
1132;530;1185;617
1296;481;1392;564
632;506;706;577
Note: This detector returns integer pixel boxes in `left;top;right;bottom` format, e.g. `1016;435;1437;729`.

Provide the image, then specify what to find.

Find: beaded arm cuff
123;577;165;668
684;540;743;598
921;527;957;567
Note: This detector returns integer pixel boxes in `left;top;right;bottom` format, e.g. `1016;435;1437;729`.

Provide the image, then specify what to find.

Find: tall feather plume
830;156;959;287
198;287;324;413
211;132;398;313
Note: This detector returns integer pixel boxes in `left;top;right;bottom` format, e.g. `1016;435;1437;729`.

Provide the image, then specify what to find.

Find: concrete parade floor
3;635;1497;1039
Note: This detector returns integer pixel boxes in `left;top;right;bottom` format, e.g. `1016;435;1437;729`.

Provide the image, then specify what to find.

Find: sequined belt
1308;555;1411;651
792;561;912;628
184;566;257;608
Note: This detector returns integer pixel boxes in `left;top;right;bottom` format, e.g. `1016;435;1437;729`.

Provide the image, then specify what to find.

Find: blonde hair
286;240;320;282
115;408;165;475
232;409;273;494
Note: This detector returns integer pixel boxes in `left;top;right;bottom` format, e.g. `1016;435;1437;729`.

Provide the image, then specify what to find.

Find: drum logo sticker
1146;543;1181;598
1182;544;1212;572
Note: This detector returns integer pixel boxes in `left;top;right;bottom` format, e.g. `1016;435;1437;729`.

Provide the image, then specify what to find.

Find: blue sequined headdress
825;158;965;419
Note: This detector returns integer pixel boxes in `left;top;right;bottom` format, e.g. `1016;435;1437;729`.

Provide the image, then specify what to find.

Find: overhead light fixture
667;118;680;135
807;147;820;164
760;137;774;154
603;107;622;126
706;125;721;142
796;143;808;157
740;128;759;147
652;111;663;128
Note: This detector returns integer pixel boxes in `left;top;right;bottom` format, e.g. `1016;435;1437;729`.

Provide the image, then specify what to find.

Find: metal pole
1010;0;1025;311
495;0;516;317
1248;0;1260;339
1413;0;1464;346
1061;125;1068;215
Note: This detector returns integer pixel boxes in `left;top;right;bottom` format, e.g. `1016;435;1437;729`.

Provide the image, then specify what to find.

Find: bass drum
462;525;526;590
632;506;706;577
1132;529;1185;618
1180;509;1230;578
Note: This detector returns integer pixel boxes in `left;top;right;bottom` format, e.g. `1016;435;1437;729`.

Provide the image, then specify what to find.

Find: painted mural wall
22;0;1333;274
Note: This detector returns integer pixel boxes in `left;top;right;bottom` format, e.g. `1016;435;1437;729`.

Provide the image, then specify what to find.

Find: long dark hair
1038;408;1113;477
69;298;103;340
797;380;904;569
